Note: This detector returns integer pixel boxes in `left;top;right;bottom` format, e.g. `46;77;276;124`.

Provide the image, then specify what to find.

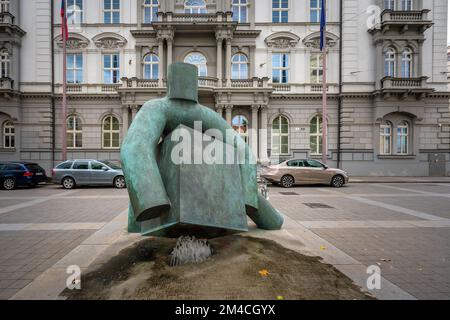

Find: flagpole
321;0;328;164
61;0;68;161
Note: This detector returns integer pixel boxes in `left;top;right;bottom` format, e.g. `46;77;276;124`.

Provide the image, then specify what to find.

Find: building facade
0;0;449;176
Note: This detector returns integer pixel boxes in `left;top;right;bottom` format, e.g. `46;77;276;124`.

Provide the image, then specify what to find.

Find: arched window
384;0;395;10
272;115;289;155
184;0;206;14
232;0;248;23
2;121;14;148
231;53;248;80
102;115;120;149
67;115;82;148
232;115;249;143
385;47;396;77
401;0;413;10
0;49;9;78
143;0;158;23
310;115;324;155
143;53;159;79
397;121;409;155
380;121;392;155
184;52;207;77
0;0;10;13
401;48;413;78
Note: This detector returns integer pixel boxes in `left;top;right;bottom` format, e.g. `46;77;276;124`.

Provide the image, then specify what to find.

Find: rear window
25;164;44;172
73;162;89;170
56;162;73;169
5;164;23;171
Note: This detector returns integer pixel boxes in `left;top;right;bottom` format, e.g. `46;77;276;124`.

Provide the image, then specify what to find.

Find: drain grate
303;203;335;209
279;192;300;196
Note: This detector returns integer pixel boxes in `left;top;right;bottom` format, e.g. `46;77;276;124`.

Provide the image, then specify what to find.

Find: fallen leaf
259;269;269;277
320;246;326;251
277;295;284;300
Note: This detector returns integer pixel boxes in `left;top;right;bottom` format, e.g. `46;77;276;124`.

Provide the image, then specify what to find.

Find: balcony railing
381;10;430;23
55;83;121;94
0;77;13;90
272;83;336;94
381;76;428;90
155;11;234;24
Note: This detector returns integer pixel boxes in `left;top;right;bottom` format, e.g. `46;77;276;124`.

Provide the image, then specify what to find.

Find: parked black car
0;162;48;190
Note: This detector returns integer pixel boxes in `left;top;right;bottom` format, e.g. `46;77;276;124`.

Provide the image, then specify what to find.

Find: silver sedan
52;160;126;189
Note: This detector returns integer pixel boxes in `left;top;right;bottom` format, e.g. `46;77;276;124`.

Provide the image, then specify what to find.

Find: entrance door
429;153;446;177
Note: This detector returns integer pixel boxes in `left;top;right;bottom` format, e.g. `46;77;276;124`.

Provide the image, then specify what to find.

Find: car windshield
99;160;121;169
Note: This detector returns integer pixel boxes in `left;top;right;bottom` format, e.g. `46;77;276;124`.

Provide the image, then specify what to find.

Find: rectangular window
143;0;158;23
310;53;323;83
396;125;409;154
67;0;83;24
401;0;413;11
103;54;120;84
0;0;10;13
67;53;83;84
104;0;120;24
232;0;248;23
310;0;322;23
272;0;288;23
272;53;289;84
380;125;392;155
384;0;395;10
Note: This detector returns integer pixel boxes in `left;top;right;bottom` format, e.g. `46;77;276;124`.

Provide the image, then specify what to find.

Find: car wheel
280;175;295;188
114;176;126;189
3;178;16;190
331;175;345;188
62;177;75;189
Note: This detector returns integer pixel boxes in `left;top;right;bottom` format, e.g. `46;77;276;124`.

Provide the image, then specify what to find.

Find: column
225;37;232;86
158;39;164;86
122;106;129;138
131;105;138;121
167;39;173;69
215;105;224;118
251;105;259;159
216;38;223;86
225;105;233;125
259;105;269;163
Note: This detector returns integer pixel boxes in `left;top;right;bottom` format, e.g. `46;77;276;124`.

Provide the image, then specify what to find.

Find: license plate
36;173;43;176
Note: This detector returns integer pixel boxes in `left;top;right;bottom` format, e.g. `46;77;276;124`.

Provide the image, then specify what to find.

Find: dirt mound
62;235;374;300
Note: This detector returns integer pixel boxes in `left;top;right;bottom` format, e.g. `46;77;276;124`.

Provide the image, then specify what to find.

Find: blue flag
320;0;326;51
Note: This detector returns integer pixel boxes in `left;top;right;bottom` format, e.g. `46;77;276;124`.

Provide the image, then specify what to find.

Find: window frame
380;121;392;155
184;52;208;77
272;0;289;23
184;0;207;14
401;48;413;78
66;115;82;149
384;0;396;10
310;0;322;23
272;53;289;84
66;53;83;84
401;0;413;11
67;0;83;25
231;53;249;80
0;49;9;78
103;53;120;84
232;115;249;144
143;53;159;80
232;0;248;23
2;120;14;149
143;0;159;23
103;0;120;24
310;53;323;83
396;121;409;155
0;0;10;13
310;115;324;155
271;115;290;156
385;47;397;77
102;115;120;149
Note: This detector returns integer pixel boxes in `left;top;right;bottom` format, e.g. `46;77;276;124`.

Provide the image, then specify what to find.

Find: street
0;181;449;299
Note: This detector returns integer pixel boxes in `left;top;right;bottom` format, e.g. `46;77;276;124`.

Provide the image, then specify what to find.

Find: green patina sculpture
121;62;283;237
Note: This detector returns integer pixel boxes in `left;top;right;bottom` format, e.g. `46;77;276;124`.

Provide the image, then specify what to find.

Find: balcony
150;11;236;31
54;83;121;95
0;12;14;24
380;76;433;97
370;10;432;34
271;83;339;94
0;12;25;37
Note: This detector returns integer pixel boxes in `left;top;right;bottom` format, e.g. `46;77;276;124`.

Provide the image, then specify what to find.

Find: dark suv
0;162;48;190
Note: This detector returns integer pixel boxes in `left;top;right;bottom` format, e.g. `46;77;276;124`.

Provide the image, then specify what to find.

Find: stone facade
0;0;449;176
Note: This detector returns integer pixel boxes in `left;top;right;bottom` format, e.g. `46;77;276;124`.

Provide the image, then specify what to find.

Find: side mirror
323;165;329;170
102;167;109;171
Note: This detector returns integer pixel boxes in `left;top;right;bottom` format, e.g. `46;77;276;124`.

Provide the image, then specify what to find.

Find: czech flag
60;0;69;40
319;0;326;51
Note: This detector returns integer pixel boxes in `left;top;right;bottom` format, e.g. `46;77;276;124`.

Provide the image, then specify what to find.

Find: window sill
378;155;416;160
0;148;16;153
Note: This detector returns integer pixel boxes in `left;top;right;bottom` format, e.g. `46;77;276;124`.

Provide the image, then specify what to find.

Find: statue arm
120;102;170;222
